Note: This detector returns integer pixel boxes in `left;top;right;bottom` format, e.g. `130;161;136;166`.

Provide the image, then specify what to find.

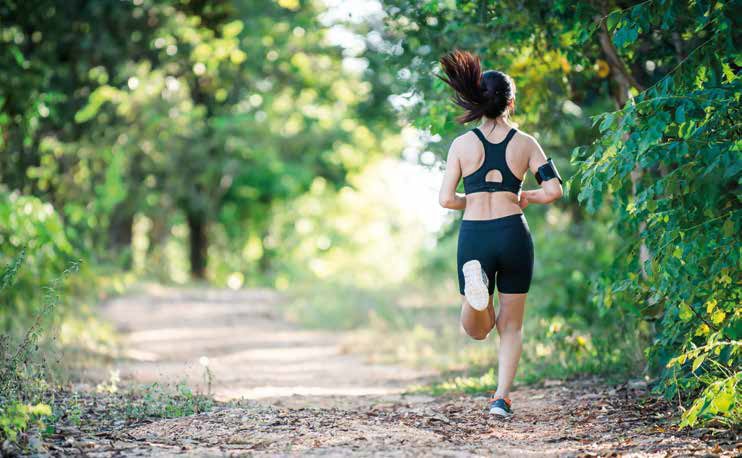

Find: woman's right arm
438;141;467;210
519;136;563;207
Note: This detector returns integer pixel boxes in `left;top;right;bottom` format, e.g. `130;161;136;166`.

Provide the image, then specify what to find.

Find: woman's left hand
519;191;530;209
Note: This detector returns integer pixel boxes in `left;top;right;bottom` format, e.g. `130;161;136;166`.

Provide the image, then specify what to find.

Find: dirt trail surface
100;285;430;401
57;287;737;457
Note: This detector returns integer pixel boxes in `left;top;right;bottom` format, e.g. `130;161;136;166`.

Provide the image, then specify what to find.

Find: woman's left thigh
496;292;527;330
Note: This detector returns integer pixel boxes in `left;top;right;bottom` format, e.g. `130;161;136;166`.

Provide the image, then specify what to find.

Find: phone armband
535;158;562;184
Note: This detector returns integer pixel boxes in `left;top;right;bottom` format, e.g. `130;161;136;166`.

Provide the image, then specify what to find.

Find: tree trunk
596;14;650;280
108;209;134;269
187;211;208;279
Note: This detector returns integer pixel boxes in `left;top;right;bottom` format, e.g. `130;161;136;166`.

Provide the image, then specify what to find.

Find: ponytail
438;50;485;123
438;50;515;124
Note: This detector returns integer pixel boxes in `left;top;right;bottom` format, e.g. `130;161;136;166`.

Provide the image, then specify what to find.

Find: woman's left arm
519;136;563;208
438;141;467;210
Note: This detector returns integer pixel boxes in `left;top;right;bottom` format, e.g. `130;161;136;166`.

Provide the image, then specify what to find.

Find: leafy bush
0;191;75;334
0;191;87;448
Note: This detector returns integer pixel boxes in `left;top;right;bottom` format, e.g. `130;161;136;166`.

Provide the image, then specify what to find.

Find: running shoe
488;395;513;417
462;259;489;311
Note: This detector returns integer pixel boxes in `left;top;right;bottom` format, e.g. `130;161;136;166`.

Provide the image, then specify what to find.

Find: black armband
535;158;562;184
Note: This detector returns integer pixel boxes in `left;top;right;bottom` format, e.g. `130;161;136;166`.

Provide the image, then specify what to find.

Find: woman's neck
479;116;511;132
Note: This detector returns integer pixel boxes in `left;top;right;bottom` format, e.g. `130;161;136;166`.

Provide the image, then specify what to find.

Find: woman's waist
462;194;522;221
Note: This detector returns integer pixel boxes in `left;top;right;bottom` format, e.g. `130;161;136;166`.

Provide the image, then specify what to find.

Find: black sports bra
463;127;522;195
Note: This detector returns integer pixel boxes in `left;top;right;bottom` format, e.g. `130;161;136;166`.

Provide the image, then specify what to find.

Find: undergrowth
0;250;215;453
0;249;78;446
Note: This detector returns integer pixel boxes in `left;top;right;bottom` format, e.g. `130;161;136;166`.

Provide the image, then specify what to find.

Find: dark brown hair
437;50;515;123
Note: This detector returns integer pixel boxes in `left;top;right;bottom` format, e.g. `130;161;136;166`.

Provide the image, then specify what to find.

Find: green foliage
676;372;740;428
421;368;501;396
0;253;80;401
0;244;211;447
0;0;737;435
90;370;213;420
1;0;395;280
0;192;75;333
571;0;740;427
0;402;52;444
265;159;429;288
0;248;73;446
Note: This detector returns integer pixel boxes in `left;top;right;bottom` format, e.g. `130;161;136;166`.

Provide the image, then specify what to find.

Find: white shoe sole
489;406;512;417
462;260;489;311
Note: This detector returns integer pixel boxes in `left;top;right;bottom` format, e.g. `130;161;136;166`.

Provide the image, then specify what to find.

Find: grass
95;379;214;421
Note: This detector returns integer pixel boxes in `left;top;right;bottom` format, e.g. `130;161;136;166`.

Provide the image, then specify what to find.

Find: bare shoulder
512;129;541;151
451;130;480;148
449;130;481;156
513;129;549;173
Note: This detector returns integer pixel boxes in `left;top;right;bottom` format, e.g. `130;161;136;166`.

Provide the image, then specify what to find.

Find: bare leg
493;292;527;398
460;294;495;340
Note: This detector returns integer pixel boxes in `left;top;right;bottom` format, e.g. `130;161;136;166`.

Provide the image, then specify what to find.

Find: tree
2;0;395;280
1;0;166;266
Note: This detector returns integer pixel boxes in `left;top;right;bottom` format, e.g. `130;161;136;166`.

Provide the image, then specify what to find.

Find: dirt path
99;285;431;402
63;286;737;457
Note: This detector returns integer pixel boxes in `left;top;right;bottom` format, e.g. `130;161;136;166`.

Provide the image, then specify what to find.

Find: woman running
437;50;564;417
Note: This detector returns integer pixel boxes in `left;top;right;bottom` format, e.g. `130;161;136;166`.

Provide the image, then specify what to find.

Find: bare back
454;125;533;220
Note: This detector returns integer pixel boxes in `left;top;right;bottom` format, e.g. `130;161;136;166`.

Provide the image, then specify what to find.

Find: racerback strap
471;127;488;144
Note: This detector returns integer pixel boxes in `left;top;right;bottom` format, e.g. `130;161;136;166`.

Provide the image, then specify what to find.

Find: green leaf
711;309;726;325
675;104;685;123
599;113;615;133
710;378;736;412
711;390;734;412
613;25;639;48
678;301;693;321
721;62;736;83
606;10;621;31
10;46;26;66
691;354;705;372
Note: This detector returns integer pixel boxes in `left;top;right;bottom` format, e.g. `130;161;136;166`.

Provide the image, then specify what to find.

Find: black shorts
457;213;534;295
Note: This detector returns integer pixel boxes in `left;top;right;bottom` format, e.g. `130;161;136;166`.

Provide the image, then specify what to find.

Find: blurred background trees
1;0;395;281
1;0;739;428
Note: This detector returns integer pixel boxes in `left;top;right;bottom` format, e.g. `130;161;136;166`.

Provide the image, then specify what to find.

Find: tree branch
596;17;646;94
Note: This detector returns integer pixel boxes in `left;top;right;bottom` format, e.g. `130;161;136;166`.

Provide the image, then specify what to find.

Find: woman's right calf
460;296;495;340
